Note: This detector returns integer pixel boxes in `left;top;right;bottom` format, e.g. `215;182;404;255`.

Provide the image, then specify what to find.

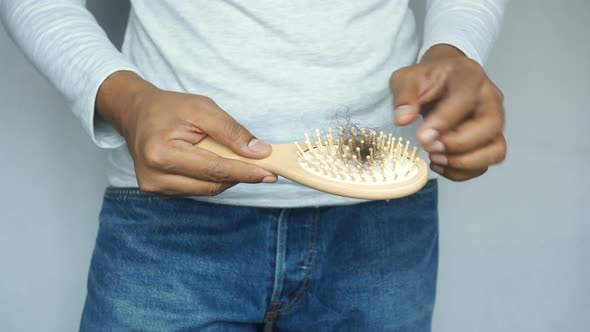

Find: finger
429;136;507;171
165;141;277;183
190;99;272;159
438;99;505;154
417;90;479;146
139;173;238;197
141;136;277;184
391;67;428;126
418;64;452;105
430;164;488;182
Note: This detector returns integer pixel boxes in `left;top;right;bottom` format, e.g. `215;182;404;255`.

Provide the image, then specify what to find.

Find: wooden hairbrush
197;127;429;200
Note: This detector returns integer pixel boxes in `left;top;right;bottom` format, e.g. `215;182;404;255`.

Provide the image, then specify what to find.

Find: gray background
1;0;588;331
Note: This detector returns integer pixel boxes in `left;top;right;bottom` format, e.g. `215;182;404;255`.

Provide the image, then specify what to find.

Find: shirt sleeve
419;0;510;65
0;0;141;148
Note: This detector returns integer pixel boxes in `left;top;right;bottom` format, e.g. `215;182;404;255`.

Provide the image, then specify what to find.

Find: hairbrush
197;127;428;200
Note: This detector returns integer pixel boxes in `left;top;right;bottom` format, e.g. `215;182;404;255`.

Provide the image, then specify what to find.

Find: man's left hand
390;44;507;181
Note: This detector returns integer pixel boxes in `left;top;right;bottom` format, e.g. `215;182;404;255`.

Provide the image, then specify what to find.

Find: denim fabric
80;180;438;332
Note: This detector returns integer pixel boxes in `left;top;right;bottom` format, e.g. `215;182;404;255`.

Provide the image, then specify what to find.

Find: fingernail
430;154;448;166
427;140;445;153
395;105;415;123
419;128;439;145
248;138;271;154
431;165;445;174
395;105;414;117
262;175;278;183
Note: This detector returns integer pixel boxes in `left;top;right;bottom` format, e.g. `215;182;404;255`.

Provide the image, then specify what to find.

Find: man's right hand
96;71;277;197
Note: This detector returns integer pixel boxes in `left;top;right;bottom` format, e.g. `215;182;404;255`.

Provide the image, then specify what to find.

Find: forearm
420;0;509;65
0;0;140;148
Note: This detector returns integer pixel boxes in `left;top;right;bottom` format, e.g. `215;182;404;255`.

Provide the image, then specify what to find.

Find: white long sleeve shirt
0;0;508;207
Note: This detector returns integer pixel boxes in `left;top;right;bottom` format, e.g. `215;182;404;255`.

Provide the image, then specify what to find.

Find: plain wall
1;1;588;331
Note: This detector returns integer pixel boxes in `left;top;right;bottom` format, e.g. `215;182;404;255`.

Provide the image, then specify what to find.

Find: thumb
390;67;429;126
199;103;272;159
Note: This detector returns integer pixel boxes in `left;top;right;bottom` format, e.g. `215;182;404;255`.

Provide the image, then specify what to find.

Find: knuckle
494;137;508;163
501;135;508;153
481;82;502;102
138;177;161;194
391;66;418;87
180;95;216;117
453;176;469;182
197;95;216;109
442;62;455;75
444;136;466;153
226;121;248;141
480;88;506;129
449;157;468;170
208;162;229;182
446;171;464;182
142;139;168;169
484;138;506;166
447;169;483;182
199;95;214;103
487;154;500;166
248;171;264;183
205;183;226;197
482;114;505;142
391;67;406;83
462;57;483;73
480;84;494;98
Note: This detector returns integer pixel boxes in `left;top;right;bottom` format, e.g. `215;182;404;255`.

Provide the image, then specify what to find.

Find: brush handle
196;136;298;174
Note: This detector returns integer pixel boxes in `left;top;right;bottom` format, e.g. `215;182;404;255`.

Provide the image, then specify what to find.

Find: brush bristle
295;127;420;184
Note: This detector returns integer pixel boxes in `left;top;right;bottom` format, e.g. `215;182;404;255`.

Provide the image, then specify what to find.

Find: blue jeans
80;180;438;332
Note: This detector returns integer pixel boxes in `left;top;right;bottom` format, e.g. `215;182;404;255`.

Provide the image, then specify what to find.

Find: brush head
196;126;428;200
295;127;422;186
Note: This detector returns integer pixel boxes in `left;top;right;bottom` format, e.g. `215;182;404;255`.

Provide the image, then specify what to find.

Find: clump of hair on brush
329;114;394;169
295;120;419;185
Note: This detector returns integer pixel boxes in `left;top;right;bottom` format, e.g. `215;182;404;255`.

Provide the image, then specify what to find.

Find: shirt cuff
418;0;508;66
419;38;486;65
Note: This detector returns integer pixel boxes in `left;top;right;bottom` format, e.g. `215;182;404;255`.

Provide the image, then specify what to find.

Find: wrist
96;71;156;138
420;44;466;64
